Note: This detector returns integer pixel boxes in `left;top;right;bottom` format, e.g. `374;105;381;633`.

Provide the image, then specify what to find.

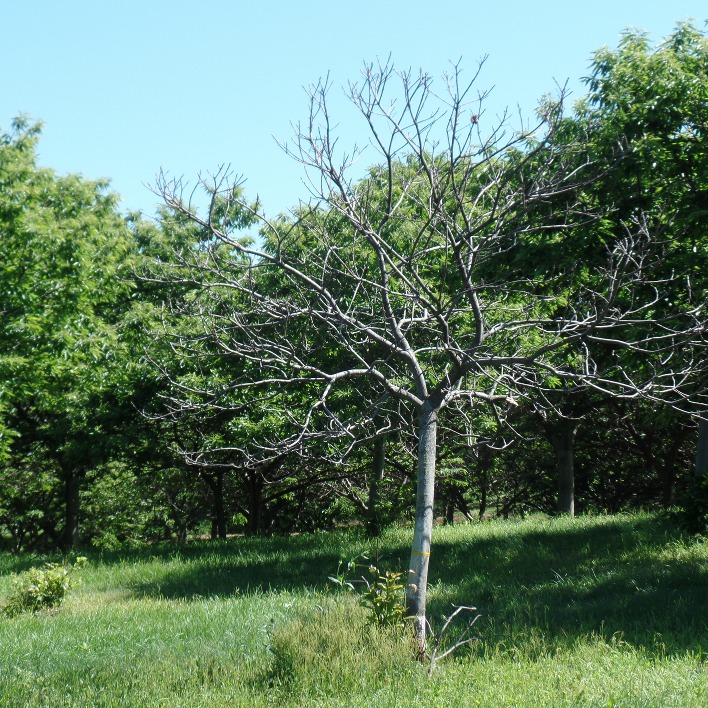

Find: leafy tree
133;195;353;537
579;23;707;413
495;24;708;516
0;116;137;550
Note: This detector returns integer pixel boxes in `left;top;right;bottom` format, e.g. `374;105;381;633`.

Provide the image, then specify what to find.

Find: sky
2;1;705;219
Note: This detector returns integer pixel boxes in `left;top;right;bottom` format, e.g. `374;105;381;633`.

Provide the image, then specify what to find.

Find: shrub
2;557;86;618
674;476;708;534
361;566;407;627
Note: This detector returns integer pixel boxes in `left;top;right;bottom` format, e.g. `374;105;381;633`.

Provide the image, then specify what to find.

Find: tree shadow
0;552;79;576
102;532;373;599
425;515;707;658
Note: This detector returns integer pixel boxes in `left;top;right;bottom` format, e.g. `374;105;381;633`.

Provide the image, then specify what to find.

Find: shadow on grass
0;551;83;576
108;532;378;599
118;514;706;657
426;515;707;657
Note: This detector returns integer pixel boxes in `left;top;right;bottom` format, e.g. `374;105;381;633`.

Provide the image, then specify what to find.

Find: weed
330;557;407;627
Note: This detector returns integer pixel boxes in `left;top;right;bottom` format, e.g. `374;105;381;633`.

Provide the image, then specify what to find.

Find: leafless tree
153;59;705;654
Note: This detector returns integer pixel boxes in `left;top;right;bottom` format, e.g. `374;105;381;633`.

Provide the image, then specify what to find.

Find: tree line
1;25;706;642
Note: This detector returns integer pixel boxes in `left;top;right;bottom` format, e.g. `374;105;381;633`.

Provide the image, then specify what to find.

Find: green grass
0;513;705;706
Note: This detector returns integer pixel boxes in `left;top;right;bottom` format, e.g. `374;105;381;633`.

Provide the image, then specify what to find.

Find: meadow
0;513;705;707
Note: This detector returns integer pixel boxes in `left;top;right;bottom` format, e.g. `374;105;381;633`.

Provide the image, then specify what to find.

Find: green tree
0;116;137;550
579;23;707;409
491;24;708;516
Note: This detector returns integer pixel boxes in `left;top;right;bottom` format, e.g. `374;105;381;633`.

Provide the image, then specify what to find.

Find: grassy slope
0;513;705;707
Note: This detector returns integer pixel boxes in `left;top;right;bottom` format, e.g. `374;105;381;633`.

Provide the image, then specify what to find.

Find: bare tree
153;60;705;654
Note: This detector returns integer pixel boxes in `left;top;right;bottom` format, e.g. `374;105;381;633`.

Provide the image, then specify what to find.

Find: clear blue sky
2;1;705;218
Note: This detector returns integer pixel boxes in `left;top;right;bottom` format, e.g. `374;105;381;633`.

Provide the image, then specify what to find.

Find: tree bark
62;468;81;551
367;434;386;536
550;419;579;517
247;473;264;534
444;500;455;525
478;483;487;521
406;401;438;655
203;471;227;540
213;471;227;539
696;418;708;479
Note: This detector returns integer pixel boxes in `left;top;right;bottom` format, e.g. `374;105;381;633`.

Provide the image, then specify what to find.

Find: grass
0;512;705;706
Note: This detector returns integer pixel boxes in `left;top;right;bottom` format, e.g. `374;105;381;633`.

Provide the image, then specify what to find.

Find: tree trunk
213;472;227;539
444;500;455;525
696;418;708;479
367;434;386;536
406;401;438;655
63;468;81;551
204;472;227;540
477;447;492;520
247;473;264;534
550;419;579;517
479;483;487;520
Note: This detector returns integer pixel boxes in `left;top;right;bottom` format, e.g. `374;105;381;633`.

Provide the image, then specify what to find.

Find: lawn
0;513;705;706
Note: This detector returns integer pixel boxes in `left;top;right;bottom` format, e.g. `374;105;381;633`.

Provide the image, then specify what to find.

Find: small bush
2;557;86;618
329;557;407;627
361;566;407;627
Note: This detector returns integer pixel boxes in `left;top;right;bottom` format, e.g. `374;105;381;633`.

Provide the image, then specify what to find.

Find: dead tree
154;60;705;654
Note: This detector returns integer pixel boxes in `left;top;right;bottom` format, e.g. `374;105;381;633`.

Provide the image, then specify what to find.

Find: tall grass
0;513;705;706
